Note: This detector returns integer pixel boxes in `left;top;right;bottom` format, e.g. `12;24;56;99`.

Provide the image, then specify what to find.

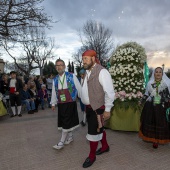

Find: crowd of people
1;49;170;169
0;72;54;117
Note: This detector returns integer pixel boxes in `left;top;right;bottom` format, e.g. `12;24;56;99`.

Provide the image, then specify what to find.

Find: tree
67;61;71;72
43;61;58;75
25;28;55;76
79;20;114;66
72;46;85;69
0;0;52;42
2;27;55;76
71;61;74;73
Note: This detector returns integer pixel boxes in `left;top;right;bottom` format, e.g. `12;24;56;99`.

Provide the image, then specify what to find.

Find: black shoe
10;114;14;118
82;157;96;168
42;107;45;110
96;146;110;155
28;110;34;114
18;114;22;117
33;109;38;112
81;121;86;127
48;105;51;108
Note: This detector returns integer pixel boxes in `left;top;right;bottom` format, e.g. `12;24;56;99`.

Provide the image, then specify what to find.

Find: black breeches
10;94;21;106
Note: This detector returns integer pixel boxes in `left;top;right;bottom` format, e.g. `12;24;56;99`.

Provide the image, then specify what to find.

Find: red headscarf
82;50;100;64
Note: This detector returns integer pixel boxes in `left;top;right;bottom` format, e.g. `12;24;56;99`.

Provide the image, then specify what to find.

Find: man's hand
51;106;55;111
15;92;19;95
103;111;111;121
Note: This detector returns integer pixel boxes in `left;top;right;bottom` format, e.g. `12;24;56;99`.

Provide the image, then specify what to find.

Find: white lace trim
58;124;79;132
86;133;103;141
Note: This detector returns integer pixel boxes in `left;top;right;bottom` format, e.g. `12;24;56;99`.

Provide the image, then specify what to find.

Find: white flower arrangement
109;42;147;102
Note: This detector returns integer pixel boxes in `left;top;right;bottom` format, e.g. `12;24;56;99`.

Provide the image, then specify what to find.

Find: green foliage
43;61;58;76
68;61;72;72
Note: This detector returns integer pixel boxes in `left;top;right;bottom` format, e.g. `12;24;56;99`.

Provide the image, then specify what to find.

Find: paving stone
0;101;170;170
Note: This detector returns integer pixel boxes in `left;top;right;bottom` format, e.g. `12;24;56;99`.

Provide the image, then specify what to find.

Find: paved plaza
0;102;170;170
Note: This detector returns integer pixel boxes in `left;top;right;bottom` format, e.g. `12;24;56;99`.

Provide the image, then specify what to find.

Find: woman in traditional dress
0;92;7;117
139;67;170;148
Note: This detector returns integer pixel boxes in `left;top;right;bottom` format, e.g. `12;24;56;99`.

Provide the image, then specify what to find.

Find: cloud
147;51;170;71
2;0;170;72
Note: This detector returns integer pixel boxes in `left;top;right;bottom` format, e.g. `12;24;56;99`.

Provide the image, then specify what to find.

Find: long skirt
57;101;79;132
139;101;170;144
0;101;7;117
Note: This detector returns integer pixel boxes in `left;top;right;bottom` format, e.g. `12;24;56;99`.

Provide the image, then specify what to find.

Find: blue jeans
40;98;50;108
22;100;35;111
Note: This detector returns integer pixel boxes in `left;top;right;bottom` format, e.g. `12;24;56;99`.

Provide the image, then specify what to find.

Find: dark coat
38;89;48;99
21;89;31;100
0;80;9;94
8;78;23;94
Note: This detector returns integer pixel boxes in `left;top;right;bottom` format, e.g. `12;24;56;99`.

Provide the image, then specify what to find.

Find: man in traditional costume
8;71;23;117
51;59;81;150
81;50;115;168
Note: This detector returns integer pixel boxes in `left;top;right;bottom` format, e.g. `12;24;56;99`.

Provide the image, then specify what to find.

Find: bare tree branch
0;0;53;42
78;20;114;66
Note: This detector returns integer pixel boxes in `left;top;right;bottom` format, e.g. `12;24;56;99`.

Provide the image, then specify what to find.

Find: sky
40;0;170;71
1;0;170;73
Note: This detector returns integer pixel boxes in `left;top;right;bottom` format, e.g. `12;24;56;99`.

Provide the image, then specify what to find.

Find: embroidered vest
53;72;77;102
88;64;105;110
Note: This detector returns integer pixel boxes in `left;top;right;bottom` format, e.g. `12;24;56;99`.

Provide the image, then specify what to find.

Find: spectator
28;84;39;112
0;74;9;95
38;84;48;110
46;74;53;108
21;83;35;114
78;69;86;126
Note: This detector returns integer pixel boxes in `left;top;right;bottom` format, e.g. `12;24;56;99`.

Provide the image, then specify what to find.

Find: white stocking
17;106;21;115
83;111;86;123
60;131;68;143
11;106;16;115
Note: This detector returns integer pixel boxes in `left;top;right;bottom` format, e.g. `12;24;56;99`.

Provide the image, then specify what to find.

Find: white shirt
9;79;16;88
50;73;81;106
81;68;115;112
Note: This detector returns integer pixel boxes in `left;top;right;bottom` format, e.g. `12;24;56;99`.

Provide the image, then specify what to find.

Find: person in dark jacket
0;74;9;95
28;84;39;111
8;71;23;117
38;84;48;110
21;83;35;114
